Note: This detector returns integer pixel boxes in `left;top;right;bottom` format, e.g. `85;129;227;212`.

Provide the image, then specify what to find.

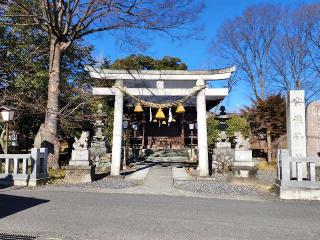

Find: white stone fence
0;148;49;186
277;149;320;187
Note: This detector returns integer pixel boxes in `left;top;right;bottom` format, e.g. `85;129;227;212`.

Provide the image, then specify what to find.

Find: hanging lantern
155;107;165;120
162;120;166;125
176;103;185;113
134;102;143;113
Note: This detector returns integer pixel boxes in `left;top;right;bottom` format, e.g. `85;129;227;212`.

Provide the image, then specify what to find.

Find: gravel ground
80;178;140;189
175;169;277;197
0;185;25;192
175;180;273;196
256;170;277;184
41;177;140;189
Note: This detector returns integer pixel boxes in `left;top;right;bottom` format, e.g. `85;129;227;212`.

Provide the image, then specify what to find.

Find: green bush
207;117;220;148
226;115;251;139
207;115;251;148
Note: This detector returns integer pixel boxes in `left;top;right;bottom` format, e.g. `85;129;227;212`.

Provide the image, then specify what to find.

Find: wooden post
267;130;272;162
5;122;9;154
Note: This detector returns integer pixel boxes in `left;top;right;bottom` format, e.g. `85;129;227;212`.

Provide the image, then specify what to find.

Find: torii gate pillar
196;78;209;176
111;80;123;176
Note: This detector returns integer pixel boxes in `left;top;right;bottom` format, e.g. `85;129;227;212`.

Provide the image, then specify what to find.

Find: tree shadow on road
0;194;49;219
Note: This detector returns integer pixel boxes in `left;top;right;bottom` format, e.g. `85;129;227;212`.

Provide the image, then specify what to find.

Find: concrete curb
124;165;150;183
172;167;194;183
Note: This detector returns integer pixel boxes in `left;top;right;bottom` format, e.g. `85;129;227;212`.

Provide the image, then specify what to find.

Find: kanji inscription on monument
286;90;306;158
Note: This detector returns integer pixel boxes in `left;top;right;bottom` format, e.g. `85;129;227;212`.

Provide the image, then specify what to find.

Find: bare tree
305;3;320;78
1;0;203;168
212;4;281;100
270;4;320;100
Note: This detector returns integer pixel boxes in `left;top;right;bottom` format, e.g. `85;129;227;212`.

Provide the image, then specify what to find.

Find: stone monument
211;106;234;174
274;90;320;200
232;132;256;178
65;131;95;183
306;100;320;178
287;90;307;179
306;101;320;158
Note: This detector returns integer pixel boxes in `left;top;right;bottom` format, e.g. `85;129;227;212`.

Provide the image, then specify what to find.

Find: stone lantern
215;106;231;148
211;106;233;174
0;105;16;154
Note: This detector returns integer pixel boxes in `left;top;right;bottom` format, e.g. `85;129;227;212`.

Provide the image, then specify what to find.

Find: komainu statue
73;131;90;150
234;131;250;150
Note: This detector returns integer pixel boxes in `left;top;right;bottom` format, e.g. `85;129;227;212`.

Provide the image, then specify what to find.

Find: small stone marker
306;100;320;158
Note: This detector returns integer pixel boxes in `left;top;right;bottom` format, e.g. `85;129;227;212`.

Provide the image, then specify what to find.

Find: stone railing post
22;157;28;175
5;157;10;174
277;149;290;181
296;161;303;181
40;148;49;176
309;162;316;182
13;157;18;175
30;148;40;180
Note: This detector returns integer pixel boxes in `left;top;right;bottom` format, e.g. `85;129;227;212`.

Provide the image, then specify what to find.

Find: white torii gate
86;66;236;177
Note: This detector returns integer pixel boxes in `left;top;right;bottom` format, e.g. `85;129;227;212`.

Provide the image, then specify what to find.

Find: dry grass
48;168;66;184
257;161;277;171
232;179;273;192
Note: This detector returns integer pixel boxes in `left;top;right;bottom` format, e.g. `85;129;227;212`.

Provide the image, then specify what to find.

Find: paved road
0;189;320;240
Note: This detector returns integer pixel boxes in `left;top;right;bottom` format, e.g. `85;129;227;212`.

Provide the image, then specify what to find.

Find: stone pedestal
66;149;95;183
212;146;234;174
232;164;257;178
64;165;95;183
215;142;231;148
234;150;252;161
96;153;112;172
69;150;90;166
232;150;256;178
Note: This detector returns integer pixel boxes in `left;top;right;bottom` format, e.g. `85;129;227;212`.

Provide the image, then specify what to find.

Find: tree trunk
266;130;272;162
41;36;62;169
0;128;5;154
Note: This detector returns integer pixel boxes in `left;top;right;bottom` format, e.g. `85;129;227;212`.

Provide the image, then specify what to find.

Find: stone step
144;149;191;162
149;153;189;157
146;156;189;162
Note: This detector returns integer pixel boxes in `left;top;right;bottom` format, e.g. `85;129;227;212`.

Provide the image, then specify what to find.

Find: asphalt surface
1;189;320;240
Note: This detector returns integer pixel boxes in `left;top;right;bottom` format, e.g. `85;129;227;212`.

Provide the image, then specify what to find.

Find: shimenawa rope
113;83;206;108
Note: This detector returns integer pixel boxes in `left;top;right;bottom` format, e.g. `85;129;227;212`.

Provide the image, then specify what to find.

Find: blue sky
84;0;318;112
